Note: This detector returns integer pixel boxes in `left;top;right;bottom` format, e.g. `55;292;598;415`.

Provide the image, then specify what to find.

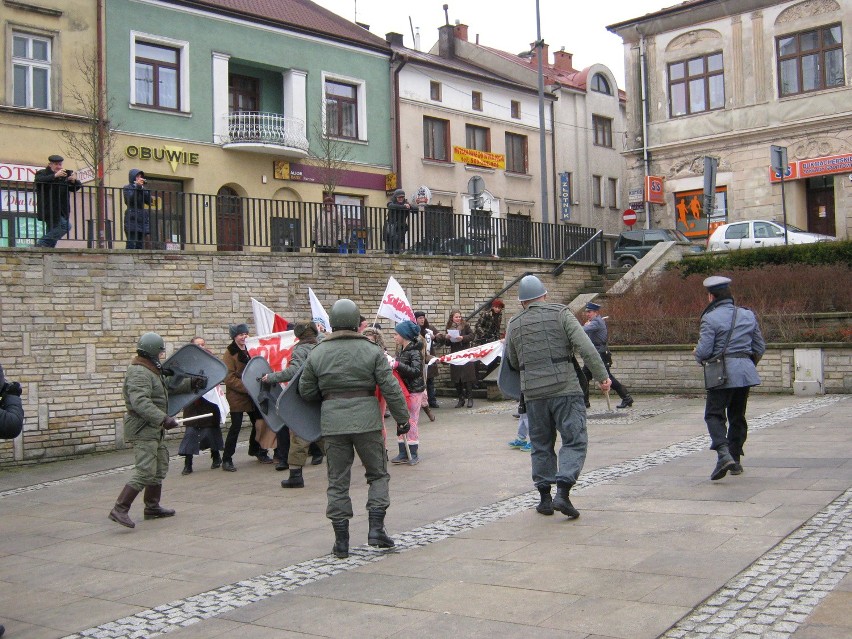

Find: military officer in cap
299;299;410;559
109;333;206;528
504;275;611;519
34;154;81;247
695;275;766;480
582;301;634;408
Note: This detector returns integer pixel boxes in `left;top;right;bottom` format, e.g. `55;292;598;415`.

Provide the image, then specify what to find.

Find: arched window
591;73;612;95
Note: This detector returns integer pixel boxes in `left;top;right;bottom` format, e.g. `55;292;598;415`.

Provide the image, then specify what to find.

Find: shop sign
644;175;665;204
1;188;36;213
769;152;852;183
674;186;727;239
273;161;388;191
125;145;199;173
0;163;41;182
452;146;506;170
559;172;571;222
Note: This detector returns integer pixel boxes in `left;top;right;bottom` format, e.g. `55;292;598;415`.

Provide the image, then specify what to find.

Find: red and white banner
252;298;289;337
308;288;331;332
246;331;298;372
202;385;230;425
377;276;415;324
430;340;503;366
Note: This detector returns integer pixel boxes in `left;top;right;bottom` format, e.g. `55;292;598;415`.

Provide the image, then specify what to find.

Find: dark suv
612;228;693;267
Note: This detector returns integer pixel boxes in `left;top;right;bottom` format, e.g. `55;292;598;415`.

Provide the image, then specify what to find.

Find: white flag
308;288;331;332
377;276;416;324
251;298;289;337
202;385;230;425
431;340;504;366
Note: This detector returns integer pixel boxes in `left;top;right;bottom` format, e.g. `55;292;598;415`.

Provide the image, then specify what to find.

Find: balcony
221;111;309;157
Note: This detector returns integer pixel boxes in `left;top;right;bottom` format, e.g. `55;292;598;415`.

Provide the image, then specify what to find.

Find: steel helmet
137;332;166;359
517;275;547;302
329;299;361;331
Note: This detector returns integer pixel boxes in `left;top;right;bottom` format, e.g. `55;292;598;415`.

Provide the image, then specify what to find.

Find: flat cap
48;154;64;163
585;302;601;311
703;275;732;292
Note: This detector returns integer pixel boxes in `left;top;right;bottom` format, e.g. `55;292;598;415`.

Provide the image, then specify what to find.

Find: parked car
706;220;835;252
612;228;695;267
404;237;493;256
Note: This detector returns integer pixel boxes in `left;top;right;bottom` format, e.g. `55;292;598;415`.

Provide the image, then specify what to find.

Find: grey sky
314;0;672;87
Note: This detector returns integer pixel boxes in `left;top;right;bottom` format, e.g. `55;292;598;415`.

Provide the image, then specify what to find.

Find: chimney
529;41;549;68
438;23;455;58
385;32;404;47
453;22;469;42
553;49;574;72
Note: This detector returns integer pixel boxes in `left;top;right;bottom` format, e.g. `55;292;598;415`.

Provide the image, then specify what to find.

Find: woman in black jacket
0;363;24;441
390;320;426;464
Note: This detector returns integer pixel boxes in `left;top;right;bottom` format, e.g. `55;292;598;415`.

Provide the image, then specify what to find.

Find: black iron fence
0;180;601;263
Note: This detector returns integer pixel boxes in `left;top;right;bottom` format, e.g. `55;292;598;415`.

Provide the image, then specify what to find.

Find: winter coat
421;326;438;381
223;342;254;412
123;356;191;442
695;298;765;389
299;330;409;436
395;338;426;393
123;169;152;234
33;166;82;226
0;392;24;439
583;315;608;353
473;309;503;345
436;321;477;384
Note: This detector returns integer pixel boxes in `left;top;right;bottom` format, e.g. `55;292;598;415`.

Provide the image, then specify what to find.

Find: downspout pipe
639;33;651;230
391;54;407;191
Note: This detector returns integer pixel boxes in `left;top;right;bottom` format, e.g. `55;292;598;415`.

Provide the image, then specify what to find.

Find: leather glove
396;422;411;436
162;416;179;430
1;381;22;397
190;375;208;391
161;367;175;377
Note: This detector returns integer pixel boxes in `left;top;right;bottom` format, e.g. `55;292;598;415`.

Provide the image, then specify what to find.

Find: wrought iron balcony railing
224;111;309;152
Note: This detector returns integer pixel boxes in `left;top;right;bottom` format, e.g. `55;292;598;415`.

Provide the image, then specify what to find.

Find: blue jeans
526;394;588;488
36;216;71;247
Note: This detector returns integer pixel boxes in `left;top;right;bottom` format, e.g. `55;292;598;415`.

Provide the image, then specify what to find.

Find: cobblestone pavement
1;394;850;639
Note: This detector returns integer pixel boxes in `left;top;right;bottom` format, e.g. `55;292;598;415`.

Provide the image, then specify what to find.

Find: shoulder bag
703;306;737;390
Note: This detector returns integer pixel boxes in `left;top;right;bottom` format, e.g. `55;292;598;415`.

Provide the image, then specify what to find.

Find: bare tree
307;122;354;197
58;47;122;247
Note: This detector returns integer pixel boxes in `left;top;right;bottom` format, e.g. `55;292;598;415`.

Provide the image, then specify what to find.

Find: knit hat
395;320;420;342
229;323;249;339
293;321;318;340
414;311;426;318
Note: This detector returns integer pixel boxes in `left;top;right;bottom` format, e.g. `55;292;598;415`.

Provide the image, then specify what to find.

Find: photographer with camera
34;154;81;248
123;169;152;250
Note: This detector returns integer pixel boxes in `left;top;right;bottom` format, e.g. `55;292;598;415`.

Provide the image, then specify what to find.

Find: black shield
274;366;321;442
164;344;228;416
497;356;521;401
241;356;287;432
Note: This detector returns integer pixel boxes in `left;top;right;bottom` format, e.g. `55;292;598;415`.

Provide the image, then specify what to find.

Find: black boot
280;467;304;488
332;519;349;558
466;395;474;408
711;445;736;480
454;395;465;408
108;484;140;528
367;508;395;548
275;457;289;471
616;396;634;409
211;450;221;469
536;485;554;515
181;455;193;475
552;482;580;518
730;453;743;475
143;484;176;519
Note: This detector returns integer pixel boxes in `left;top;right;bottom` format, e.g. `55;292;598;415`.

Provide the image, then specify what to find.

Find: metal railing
225;111;309;151
0;181;602;262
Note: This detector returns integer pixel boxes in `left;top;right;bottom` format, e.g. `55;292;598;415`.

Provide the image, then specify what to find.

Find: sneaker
508;437;527;449
520;441;532;452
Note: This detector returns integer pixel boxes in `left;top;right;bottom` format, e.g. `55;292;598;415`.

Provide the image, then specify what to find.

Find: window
135;41;180;110
465;124;490;151
724;223;750;240
12;33;51;109
591;73;612;95
592;115;613;148
608;178;618;208
669;52;724;116
430;81;442;101
510;100;521;119
592;175;602;207
472;91;482;111
505;133;527;173
423;117;450;161
777;24;844;97
325;80;358;139
229;75;259;112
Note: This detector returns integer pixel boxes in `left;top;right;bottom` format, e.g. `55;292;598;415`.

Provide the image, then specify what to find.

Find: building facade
609;0;851;241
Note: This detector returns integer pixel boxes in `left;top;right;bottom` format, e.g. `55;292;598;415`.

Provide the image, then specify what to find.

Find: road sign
622;209;637;226
770;145;788;173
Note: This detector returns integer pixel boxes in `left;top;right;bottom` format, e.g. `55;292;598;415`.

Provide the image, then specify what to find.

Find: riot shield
274;366;321;442
241;356;287;432
497;356;521;401
164;344;228;416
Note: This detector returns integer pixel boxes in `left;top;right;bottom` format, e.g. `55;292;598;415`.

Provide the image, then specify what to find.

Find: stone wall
0;248;597;465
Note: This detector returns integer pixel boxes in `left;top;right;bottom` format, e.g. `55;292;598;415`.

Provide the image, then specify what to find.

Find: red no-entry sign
622;209;637;226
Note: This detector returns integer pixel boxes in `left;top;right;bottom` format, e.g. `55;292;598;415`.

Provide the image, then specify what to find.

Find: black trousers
704;386;750;456
223;409;262;461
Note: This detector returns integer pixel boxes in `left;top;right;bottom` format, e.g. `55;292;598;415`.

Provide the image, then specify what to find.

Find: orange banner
452;146;506;169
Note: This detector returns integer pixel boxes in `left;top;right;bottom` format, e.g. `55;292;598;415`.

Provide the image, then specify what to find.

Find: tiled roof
474;43;590;92
174;0;391;52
